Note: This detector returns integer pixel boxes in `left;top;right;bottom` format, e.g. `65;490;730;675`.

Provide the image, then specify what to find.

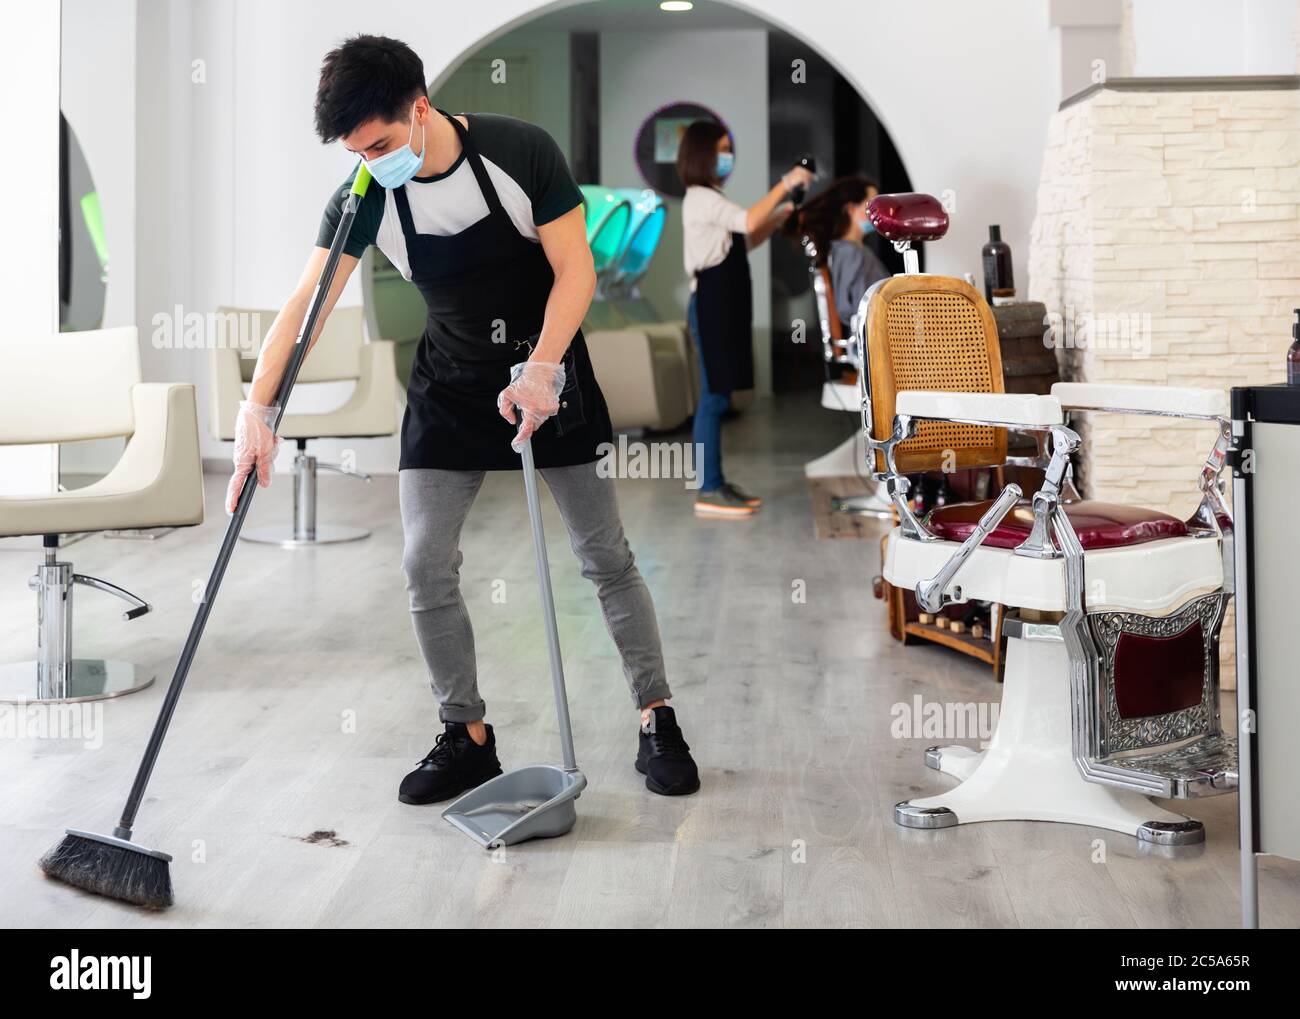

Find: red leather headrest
867;193;949;243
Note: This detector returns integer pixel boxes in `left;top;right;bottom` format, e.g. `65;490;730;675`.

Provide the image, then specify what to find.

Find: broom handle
519;434;579;772
114;167;374;838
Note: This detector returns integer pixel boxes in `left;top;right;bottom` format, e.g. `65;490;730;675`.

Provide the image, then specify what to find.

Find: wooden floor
2;394;1297;928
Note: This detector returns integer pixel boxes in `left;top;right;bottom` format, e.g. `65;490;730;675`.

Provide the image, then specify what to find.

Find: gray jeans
399;461;672;722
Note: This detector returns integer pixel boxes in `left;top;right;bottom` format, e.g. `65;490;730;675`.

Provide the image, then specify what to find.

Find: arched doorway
367;0;913;400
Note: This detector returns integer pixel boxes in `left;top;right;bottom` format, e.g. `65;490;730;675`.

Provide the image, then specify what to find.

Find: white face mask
364;106;426;189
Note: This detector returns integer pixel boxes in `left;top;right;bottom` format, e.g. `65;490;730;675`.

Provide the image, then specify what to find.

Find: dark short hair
314;34;426;143
676;120;731;190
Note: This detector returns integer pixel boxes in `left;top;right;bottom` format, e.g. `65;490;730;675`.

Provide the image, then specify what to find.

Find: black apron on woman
396;111;613;471
692;228;754;395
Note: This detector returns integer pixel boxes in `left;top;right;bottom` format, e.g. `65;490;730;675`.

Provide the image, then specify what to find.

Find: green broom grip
351;163;373;197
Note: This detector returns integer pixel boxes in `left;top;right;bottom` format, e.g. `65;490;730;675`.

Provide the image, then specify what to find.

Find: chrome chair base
104;527;177;540
830;492;894;518
0;659;154;703
241;523;371;548
895;803;959;829
240;450;372;549
1136;819;1205;847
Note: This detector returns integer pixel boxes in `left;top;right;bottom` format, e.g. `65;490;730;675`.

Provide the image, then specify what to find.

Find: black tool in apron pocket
39;166;378;909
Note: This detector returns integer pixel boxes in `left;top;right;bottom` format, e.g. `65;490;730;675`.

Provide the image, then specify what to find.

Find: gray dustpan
442;433;586;848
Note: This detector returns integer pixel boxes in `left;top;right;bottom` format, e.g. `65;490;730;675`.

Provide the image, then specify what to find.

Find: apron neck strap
436;109;504;216
390;110;506;235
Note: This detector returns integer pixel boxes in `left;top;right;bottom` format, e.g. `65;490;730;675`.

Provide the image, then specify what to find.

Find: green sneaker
695;487;756;519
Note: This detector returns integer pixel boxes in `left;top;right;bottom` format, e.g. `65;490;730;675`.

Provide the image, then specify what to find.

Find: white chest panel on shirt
375;156;541;280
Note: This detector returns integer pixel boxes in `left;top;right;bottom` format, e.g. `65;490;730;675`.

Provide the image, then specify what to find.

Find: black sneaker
398;722;503;805
635;706;701;796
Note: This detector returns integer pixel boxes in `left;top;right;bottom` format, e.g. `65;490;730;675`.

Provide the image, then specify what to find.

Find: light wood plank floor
2;395;1296;928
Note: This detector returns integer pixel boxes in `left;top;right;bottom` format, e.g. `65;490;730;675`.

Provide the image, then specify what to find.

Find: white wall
1128;0;1297;76
0;2;61;496
434;26;572;154
599;28;772;392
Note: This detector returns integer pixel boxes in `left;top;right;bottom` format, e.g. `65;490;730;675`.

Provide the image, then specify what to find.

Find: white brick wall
1028;84;1300;686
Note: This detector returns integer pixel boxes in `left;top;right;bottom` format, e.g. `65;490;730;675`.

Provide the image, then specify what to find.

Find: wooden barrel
992;302;1059;396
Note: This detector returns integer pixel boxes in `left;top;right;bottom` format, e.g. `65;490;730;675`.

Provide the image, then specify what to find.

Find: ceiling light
660;2;694;11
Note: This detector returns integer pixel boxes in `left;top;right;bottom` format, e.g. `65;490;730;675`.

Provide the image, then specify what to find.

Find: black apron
396;111;613;471
693;229;754;395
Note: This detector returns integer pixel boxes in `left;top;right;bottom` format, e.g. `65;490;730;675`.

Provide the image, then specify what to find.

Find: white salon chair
0;327;204;702
799;235;891;517
210;305;397;546
859;194;1235;846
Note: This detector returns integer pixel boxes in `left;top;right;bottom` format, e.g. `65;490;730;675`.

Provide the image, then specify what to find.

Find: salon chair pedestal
242;445;371;548
0;542;155;703
897;627;1200;844
805;383;892;518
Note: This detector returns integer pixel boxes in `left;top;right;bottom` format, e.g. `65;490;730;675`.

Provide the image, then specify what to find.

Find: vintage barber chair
801;233;892;518
857;193;1236;844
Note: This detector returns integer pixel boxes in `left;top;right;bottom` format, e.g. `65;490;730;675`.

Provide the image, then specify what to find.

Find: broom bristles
39;832;173;910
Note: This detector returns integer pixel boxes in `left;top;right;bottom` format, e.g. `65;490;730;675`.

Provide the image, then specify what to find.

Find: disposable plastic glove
497;360;566;453
225;400;281;514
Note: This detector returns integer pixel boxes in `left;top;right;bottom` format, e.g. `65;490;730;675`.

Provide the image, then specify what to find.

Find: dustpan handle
519;433;579;771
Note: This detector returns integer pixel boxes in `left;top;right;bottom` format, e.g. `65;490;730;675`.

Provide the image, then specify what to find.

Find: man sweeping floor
230;34;700;801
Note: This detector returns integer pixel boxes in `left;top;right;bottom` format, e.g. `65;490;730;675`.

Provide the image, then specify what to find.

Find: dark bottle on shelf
1289;309;1300;385
982;225;1015;304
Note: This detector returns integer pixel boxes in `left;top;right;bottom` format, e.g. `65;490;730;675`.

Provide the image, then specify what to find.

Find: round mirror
633;101;729;198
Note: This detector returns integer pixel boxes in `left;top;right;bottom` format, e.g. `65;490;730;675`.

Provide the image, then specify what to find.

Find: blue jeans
688;293;728;493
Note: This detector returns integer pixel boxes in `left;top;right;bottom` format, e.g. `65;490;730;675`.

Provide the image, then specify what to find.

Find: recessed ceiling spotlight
660;1;694;11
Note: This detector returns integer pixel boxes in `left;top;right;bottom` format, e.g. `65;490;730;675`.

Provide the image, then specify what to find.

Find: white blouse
681;185;749;290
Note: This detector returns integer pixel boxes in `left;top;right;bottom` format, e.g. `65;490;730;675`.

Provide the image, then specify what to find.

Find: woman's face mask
716;151;735;181
364;106;426;189
855;200;876;236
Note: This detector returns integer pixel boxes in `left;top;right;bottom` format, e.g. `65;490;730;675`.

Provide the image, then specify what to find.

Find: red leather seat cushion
925;499;1189;551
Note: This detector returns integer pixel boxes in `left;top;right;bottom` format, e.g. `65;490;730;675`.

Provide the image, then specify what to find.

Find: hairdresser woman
677;121;813;519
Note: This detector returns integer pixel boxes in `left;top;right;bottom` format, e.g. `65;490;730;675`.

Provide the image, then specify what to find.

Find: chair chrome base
894;802;958;829
104;527;176;541
805;433;893;518
239;450;372;548
0;659;154;703
830;492;894;518
10;545;154;701
241;523;371;548
1136;819;1205;847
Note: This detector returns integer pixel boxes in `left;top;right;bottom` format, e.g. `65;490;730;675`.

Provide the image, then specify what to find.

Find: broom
39;165;374;909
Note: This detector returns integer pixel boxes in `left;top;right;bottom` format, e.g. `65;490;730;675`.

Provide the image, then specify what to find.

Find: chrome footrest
1084;733;1237;799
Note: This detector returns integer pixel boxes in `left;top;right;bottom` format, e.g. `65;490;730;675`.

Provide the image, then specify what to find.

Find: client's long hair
784;174;878;267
